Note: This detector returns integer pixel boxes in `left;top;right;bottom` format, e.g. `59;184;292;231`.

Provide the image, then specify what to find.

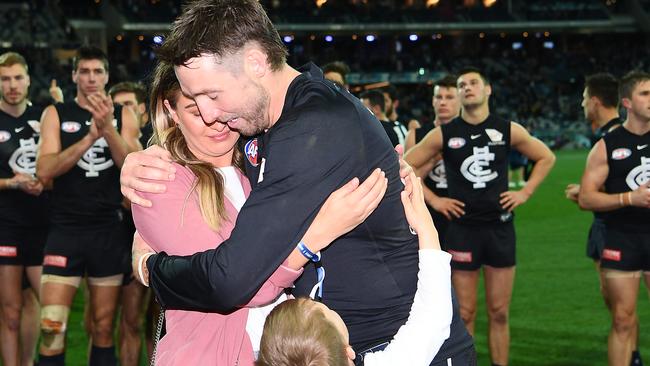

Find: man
565;74;644;365
360;90;403;148
404;74;461;245
578;70;650;366
35;46;141;366
322;60;350;90
405;67;555;366
0;51;49;366
122;1;475;364
107;81;151;366
381;85;410;144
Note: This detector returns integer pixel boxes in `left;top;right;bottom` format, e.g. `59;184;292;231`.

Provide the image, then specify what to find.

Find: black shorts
445;221;516;271
42;222;131;278
0;225;48;266
586;217;607;261
600;228;650;272
121;208;136;286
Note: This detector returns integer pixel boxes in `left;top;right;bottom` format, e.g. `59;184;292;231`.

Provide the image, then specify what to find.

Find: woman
132;62;387;366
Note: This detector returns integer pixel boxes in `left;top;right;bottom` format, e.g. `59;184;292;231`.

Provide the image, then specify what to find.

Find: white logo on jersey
638;145;648;150
392;122;408;147
448;137;465;149
77;138;114;177
257;158;266;184
9;138;37;174
0;131;10;142
612;148;631;160
27;120;40;133
485;129;503;142
460;146;498;188
428;160;447;189
14;127;25;133
471;134;481;140
625;156;650;190
61;121;81;133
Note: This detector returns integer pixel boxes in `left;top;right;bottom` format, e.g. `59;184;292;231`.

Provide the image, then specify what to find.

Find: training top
49;102;123;228
147;63;473;357
603;126;650;232
441;115;512;225
0;105;49;228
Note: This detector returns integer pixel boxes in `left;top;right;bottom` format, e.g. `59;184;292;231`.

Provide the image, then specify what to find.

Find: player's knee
612;310;635;334
40;305;70;353
487;306;509;326
0;302;21;332
459;305;476;324
92;317;115;341
120;315;142;336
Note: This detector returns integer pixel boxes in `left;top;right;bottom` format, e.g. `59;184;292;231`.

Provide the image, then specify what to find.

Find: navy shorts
600;228;650;272
0;225;48;267
445;221;516;271
586;217;607;261
43;222;130;278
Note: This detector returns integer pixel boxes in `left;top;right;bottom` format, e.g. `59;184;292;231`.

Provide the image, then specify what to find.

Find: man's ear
621;97;632;110
244;48;269;79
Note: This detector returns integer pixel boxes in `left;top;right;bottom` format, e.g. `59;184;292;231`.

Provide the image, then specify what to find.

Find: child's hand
401;171;440;250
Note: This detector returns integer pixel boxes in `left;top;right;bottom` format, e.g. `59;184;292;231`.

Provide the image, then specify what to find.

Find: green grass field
55;150;650;365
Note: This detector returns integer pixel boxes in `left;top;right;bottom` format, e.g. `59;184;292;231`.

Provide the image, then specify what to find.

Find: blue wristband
297;241;320;263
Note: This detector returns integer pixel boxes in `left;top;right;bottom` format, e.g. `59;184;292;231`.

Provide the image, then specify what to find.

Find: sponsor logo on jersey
244;138;259;167
449;250;472;263
27;120;40;133
0;131;10;142
500;212;513;222
0;246;18;257
257;158;266;184
448;137;466;149
601;249;621;262
77;138;114;177
44;255;68;268
485;128;503;142
9;138;38;174
637;144;648;150
460;146;498;188
471;134;481;140
61;121;81;133
14;126;25;133
625;156;650;190
612;148;632;160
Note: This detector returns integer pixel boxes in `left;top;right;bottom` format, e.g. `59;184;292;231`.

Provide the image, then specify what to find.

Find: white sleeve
363;250;453;366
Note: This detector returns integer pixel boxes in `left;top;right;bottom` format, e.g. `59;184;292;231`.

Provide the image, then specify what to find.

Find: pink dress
132;163;302;366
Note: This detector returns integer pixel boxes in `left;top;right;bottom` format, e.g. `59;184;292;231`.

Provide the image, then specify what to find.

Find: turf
47;150;650;365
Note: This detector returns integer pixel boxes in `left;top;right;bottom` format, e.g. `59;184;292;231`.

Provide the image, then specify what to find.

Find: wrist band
297;241;320;263
138;252;154;287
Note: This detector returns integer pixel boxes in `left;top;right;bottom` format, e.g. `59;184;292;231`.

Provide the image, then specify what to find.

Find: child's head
257;297;356;366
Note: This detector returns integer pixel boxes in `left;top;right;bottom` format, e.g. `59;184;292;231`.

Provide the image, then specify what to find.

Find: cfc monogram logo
460;146;498;188
626;156;650;190
77;138;114;177
428;160;447;189
9;138;37;174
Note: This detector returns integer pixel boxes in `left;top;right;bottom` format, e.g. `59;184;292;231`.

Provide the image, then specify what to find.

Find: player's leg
119;279;147;366
0;264;24;366
484;265;515;366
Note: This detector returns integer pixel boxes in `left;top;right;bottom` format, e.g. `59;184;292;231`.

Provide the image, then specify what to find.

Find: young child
258;172;455;366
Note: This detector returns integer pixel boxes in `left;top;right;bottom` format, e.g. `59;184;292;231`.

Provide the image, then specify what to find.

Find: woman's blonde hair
257;298;349;366
149;61;244;231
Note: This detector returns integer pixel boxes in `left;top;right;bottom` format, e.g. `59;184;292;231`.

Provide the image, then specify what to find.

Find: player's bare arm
579;140;650;211
404;126;443;171
501;122;556;212
36;104;99;186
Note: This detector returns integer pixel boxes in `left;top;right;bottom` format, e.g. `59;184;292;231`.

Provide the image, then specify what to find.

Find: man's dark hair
585;73;619;109
72;46;109;72
109;81;147;104
381;84;398;102
322;61;350;85
360;90;385;112
434;74;458;89
619;70;650;100
457;66;489;86
156;0;287;70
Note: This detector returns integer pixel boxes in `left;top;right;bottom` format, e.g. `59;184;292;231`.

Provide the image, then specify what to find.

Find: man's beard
1;93;26;106
234;84;271;136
